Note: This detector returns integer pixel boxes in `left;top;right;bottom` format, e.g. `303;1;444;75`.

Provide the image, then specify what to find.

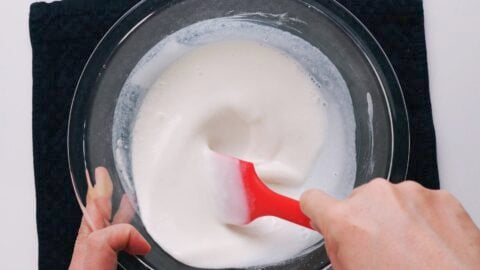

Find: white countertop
0;0;479;269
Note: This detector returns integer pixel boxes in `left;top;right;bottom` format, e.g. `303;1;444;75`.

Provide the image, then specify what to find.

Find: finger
349;178;388;198
76;216;93;241
70;215;93;269
88;224;150;256
84;167;114;230
85;199;108;231
71;176;104;269
300;189;339;234
93;167;113;221
82;224;151;270
70;168;117;270
112;195;135;225
71;206;101;270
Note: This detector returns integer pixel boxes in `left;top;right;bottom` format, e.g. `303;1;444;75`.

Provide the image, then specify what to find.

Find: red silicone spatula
212;153;312;230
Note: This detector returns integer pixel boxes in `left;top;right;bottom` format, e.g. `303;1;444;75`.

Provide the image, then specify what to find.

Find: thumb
300;189;339;234
82;224;151;270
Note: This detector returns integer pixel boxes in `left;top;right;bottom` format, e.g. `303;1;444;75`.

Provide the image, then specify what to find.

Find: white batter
116;18;357;269
132;40;325;268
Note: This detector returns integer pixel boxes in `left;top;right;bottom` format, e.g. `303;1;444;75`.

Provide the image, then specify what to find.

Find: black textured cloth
335;0;439;189
30;1;140;269
29;0;439;269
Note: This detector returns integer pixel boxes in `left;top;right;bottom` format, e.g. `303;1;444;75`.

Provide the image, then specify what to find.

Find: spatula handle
240;160;313;229
258;190;312;229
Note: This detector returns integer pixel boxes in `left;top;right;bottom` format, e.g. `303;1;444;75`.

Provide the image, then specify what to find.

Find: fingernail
133;230;152;255
95;167;113;198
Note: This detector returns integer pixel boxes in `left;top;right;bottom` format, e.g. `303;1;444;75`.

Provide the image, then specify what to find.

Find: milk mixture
114;18;356;268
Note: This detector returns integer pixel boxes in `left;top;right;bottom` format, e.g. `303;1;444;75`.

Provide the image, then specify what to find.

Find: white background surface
0;0;479;269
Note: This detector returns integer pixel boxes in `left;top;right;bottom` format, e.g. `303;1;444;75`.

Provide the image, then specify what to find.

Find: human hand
300;179;480;270
69;167;151;270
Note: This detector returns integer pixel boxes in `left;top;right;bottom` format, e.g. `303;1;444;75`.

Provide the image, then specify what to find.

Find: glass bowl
68;0;410;269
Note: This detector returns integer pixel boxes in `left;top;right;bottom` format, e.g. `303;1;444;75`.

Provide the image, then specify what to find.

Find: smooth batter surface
132;40;325;268
115;18;357;269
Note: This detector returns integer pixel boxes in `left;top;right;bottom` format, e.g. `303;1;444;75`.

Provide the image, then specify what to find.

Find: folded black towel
29;0;438;269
